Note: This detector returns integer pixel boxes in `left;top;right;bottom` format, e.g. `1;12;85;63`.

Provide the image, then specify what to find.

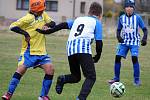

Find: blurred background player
108;0;148;86
36;2;103;100
1;0;56;100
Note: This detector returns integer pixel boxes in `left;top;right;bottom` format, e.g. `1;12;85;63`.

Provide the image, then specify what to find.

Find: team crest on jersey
30;16;43;25
35;16;43;21
123;23;134;34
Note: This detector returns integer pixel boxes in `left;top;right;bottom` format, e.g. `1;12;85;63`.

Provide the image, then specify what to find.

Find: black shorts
68;53;96;78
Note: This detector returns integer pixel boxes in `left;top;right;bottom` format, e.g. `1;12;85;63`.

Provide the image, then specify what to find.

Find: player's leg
38;55;54;99
64;54;81;83
56;54;81;94
77;54;96;100
108;44;128;84
109;55;122;83
2;65;27;100
132;56;140;86
1;53;32;100
130;45;140;86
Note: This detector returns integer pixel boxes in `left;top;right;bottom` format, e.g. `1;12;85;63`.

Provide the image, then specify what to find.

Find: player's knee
132;56;138;64
73;75;81;83
115;55;121;63
91;75;96;82
50;66;55;73
86;73;96;82
48;67;54;75
44;64;55;75
16;65;27;75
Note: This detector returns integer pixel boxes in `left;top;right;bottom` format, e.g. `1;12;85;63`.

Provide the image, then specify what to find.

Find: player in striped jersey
108;0;148;86
36;2;103;100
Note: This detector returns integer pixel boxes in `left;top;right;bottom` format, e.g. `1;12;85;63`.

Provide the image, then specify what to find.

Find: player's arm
93;40;103;63
42;21;56;30
44;21;56;28
36;22;69;34
138;15;148;46
141;27;148;46
10;26;29;37
93;20;103;63
9;18;31;42
116;18;123;43
36;20;74;34
10;26;30;42
42;12;56;29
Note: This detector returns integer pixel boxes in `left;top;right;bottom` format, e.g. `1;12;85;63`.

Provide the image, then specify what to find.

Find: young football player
2;0;55;100
108;0;148;86
36;2;103;100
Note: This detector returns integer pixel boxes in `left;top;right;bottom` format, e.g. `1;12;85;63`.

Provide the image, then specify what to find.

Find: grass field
0;31;150;100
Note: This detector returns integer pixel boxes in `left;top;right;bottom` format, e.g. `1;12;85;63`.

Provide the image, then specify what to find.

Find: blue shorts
116;44;139;58
18;53;51;68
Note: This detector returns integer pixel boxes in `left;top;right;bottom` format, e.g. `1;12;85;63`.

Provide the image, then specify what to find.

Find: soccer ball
110;82;125;98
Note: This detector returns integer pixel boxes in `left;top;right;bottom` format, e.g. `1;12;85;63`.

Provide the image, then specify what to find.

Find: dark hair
88;2;102;16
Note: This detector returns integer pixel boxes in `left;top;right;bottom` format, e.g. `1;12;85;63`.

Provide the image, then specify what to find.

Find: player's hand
42;25;50;30
117;36;124;43
24;34;30;42
93;54;100;63
141;39;147;46
36;29;45;33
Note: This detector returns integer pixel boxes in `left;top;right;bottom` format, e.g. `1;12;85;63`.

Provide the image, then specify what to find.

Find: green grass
0;31;150;100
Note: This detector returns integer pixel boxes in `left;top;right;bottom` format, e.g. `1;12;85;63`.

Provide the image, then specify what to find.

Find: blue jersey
66;16;103;56
118;13;146;46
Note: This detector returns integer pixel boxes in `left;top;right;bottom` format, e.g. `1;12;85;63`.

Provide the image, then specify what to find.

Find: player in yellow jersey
2;0;55;100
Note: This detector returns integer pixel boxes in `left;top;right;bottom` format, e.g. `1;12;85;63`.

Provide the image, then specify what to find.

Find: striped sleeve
117;16;123;30
137;15;145;29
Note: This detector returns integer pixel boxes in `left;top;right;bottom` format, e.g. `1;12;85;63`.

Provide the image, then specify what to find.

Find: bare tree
136;0;150;12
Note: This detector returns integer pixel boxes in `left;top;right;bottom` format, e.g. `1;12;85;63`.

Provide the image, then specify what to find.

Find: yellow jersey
10;12;52;55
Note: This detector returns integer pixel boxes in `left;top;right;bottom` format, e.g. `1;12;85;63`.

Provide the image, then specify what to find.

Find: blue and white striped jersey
66;16;103;56
118;13;146;46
